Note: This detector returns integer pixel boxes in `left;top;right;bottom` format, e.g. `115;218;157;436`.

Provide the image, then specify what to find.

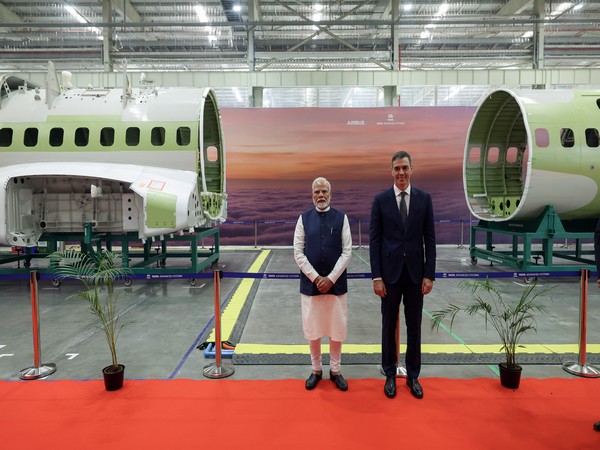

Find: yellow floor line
234;342;600;355
206;249;270;342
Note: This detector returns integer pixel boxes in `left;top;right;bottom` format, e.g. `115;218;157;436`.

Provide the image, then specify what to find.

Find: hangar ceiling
0;0;599;73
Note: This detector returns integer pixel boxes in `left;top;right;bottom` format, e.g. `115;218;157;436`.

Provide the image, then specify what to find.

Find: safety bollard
562;268;600;378
203;269;235;379
19;271;57;380
380;314;407;378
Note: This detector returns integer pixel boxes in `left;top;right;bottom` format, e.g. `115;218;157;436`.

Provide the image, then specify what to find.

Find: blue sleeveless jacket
299;207;348;296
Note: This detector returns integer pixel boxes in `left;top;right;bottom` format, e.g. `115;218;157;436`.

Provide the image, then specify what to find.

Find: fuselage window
505;147;518;163
177;127;191;146
24;127;39;147
560;128;574;148
75;127;89;147
468;146;481;164
0;128;13;147
49;128;64;147
487;147;499;163
207;145;219;162
585;128;599;148
151;127;166;146
534;128;549;148
100;127;115;146
126;127;140;146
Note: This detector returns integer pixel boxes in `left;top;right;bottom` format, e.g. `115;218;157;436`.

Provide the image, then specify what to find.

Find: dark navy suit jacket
369;186;436;285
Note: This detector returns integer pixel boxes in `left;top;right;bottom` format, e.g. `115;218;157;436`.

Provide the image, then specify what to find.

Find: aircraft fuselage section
0;74;226;246
464;88;600;222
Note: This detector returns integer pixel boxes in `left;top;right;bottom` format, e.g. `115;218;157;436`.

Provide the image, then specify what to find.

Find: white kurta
293;209;352;341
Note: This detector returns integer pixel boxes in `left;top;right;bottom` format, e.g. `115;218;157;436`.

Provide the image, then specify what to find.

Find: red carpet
2;377;600;449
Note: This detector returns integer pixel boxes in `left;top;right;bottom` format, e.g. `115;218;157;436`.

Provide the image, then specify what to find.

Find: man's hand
315;276;333;294
422;278;433;295
373;279;386;298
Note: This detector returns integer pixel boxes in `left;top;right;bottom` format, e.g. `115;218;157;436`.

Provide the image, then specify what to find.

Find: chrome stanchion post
358;220;362;249
203;269;235;379
380;314;407;378
20;271;57;380
563;268;600;377
394;315;408;377
458;219;465;249
254;221;258;248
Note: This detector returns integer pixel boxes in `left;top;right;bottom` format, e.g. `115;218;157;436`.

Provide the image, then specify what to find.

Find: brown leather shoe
329;371;348;391
305;371;322;390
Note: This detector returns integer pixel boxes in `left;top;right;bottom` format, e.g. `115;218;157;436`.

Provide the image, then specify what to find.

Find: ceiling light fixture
436;2;450;17
549;2;573;16
65;4;101;37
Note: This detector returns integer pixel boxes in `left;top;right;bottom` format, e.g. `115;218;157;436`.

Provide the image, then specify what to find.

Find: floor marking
512;281;544;287
233;343;600;355
352;249;370;267
206;249;271;342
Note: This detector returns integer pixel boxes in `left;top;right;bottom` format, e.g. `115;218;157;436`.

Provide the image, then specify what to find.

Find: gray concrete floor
1;245;599;385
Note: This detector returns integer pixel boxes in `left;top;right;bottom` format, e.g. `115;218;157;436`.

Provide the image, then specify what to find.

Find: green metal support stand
0;226;220;284
470;205;596;271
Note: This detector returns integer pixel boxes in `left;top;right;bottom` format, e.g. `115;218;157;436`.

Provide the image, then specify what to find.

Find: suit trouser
381;268;424;379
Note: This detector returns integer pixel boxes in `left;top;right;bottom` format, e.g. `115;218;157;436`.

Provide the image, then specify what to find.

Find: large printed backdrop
220;106;476;245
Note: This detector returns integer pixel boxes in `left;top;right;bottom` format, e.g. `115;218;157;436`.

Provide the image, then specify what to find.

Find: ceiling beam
15;68;600;91
378;0;393;20
113;0;141;23
0;2;21;33
497;0;531;16
251;0;262;23
258;0;385;70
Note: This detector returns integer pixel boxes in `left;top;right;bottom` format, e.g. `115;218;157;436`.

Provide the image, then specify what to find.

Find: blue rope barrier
222;218;477;226
223;270;595;280
1;269;595;282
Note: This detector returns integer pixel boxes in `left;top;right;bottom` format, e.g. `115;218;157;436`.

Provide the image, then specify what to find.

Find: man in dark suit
369;150;436;399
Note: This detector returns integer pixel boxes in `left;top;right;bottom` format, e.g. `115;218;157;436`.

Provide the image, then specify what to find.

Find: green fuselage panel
146;190;177;229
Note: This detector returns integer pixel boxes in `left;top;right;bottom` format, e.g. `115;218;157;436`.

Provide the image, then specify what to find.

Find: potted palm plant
49;249;132;391
431;277;552;389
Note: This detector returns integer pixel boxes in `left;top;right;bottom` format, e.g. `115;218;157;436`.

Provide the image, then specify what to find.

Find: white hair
312;177;331;191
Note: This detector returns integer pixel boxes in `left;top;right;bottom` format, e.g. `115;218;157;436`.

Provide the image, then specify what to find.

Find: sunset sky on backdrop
221;106;475;187
218;106;477;245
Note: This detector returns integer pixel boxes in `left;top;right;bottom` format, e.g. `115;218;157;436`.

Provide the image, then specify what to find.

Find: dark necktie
399;191;407;225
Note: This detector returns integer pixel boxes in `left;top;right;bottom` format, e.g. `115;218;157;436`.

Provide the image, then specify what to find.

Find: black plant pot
499;363;522;389
102;364;125;391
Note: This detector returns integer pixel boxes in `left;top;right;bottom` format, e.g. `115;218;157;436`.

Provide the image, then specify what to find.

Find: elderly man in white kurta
293;177;352;391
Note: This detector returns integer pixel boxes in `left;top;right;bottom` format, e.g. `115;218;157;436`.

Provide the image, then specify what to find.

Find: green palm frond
48;249;132;369
430;277;553;369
